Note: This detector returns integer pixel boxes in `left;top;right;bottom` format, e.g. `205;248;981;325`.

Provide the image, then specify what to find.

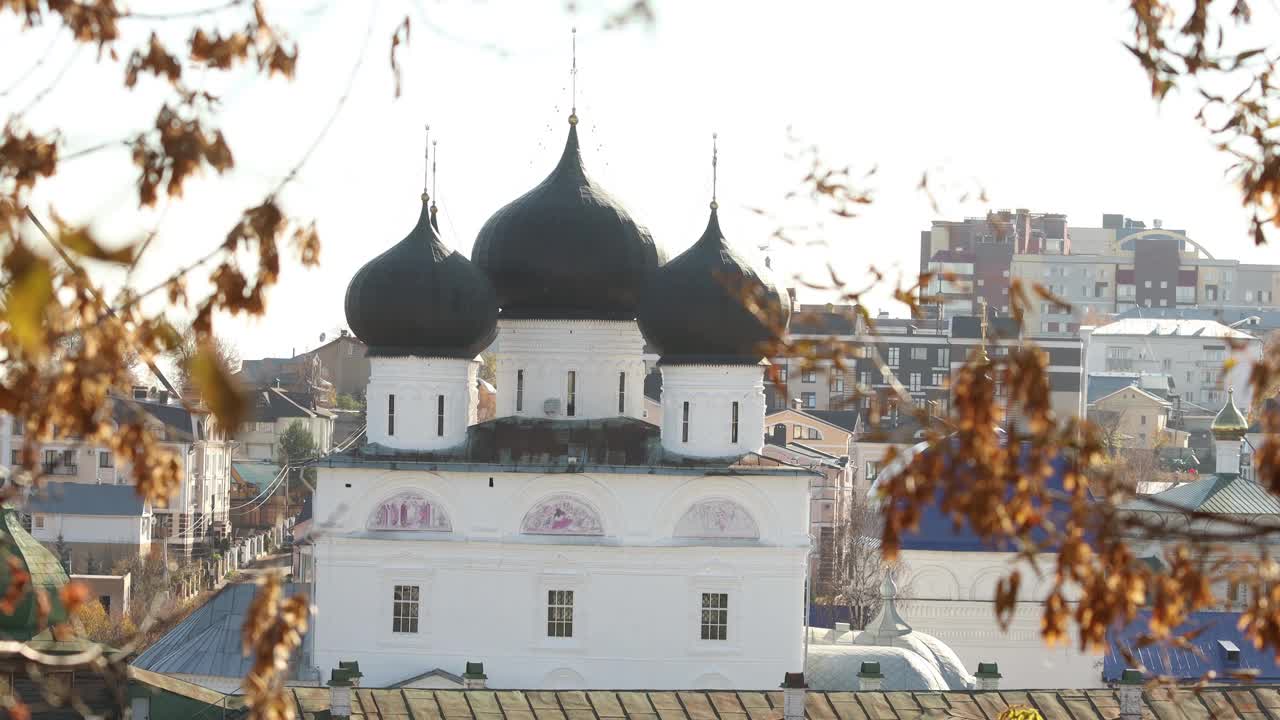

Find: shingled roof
269;686;1280;720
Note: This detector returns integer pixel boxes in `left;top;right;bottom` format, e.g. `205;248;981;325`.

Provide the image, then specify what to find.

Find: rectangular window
731;402;739;443
806;427;820;440
436;395;445;437
887;347;900;367
910;347;927;361
1160;280;1168;288
682;402;690;443
778;366;788;382
392;584;420;634
516;370;524;412
802;369;816;383
858;371;870;388
99;451;113;468
937;348;949;367
387;394;396;437
34;515;44;529
909;373;921;392
618;372;626;414
801;392;816;408
932;372;945;387
566;371;577;417
830;377;845;393
793;424;801;439
9;449;18;465
547;590;574;638
700;592;728;641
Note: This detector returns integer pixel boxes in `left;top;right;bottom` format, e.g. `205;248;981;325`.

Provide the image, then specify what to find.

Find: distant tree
166;322;242;397
277;420;316;466
85;552;102;575
54;534;70;575
335;393;363;411
479;351;497;385
832;491;910;629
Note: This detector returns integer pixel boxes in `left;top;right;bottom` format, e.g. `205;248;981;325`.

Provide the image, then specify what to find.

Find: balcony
43;464;78;476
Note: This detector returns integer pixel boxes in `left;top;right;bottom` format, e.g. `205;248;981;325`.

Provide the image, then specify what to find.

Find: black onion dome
638;208;791;364
472;124;661;320
345;200;498;358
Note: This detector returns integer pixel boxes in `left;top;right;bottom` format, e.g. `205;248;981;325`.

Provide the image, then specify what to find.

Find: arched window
521;494;604;536
675;499;759;539
367;491;452;531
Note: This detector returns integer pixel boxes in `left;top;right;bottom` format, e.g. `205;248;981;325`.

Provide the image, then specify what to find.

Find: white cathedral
311;113;814;690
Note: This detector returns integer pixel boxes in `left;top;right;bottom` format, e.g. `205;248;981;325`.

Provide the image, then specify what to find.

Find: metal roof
1123;473;1280;515
1090;317;1257;340
131;581;310;682
267;686;1280;720
1105;610;1280;683
232;461;282;490
25;481;147;516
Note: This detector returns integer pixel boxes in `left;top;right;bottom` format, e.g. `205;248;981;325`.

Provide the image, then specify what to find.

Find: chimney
792;398;802;411
975;662;1001;691
338;660;362;687
856;661;883;691
463;661;487;689
327;666;355;718
1118;668;1143;720
780;673;806;720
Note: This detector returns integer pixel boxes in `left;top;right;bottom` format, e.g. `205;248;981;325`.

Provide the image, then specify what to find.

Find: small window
909;373;921;392
387;394;396;437
1141;415;1147;426
392;584;420;634
910;347;927;361
778;366;788;383
566;371;577;417
9;449;18;465
99;451;113;469
682;402;690;443
801;392;816;409
34;515;44;529
887;347;900;367
437;395;445;437
731;402;739;443
792;424;801;439
618;372;626;414
866;461;880;481
516;370;524;412
802;369;816;383
806;427;821;440
547;589;574;638
700;592;728;641
937;348;949;366
830;377;845;393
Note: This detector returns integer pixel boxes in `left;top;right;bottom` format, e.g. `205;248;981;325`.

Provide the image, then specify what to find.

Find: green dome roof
1211;387;1250;441
0;506;69;641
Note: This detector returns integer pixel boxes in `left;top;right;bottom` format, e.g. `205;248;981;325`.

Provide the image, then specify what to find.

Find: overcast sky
5;0;1278;362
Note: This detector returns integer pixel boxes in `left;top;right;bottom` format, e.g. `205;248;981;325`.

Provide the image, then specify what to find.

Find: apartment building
1011;216;1280;334
772;312;1085;424
919;209;1069;318
5;391;234;553
1081;318;1262;412
923;211;1280;335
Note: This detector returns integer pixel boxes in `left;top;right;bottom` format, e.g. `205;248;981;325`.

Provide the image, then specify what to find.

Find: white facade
899;549;1101;689
312;466;810;689
31;511;152;547
491;320;647;421
659;365;766;459
239;414;335;461
366;357;479;451
1082;320;1261;410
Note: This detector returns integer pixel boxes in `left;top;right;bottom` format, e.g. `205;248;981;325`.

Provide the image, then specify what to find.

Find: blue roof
25;481;146;516
232;461;281;490
1104;610;1280;683
875;442;1077;553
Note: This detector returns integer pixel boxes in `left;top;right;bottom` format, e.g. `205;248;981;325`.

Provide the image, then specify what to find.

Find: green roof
1124;474;1280;515
233;461;283;490
0;507;69;640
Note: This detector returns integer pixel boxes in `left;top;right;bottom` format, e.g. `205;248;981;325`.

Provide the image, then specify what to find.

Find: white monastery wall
312;466;810;689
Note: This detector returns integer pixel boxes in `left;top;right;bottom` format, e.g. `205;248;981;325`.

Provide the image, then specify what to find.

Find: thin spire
430;139;439;230
710;132;719;211
427;122;437;202
569;26;579;125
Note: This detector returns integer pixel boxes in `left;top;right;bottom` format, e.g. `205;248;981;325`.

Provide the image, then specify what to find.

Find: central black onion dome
638;207;791;364
472;124;662;319
345;199;498;358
